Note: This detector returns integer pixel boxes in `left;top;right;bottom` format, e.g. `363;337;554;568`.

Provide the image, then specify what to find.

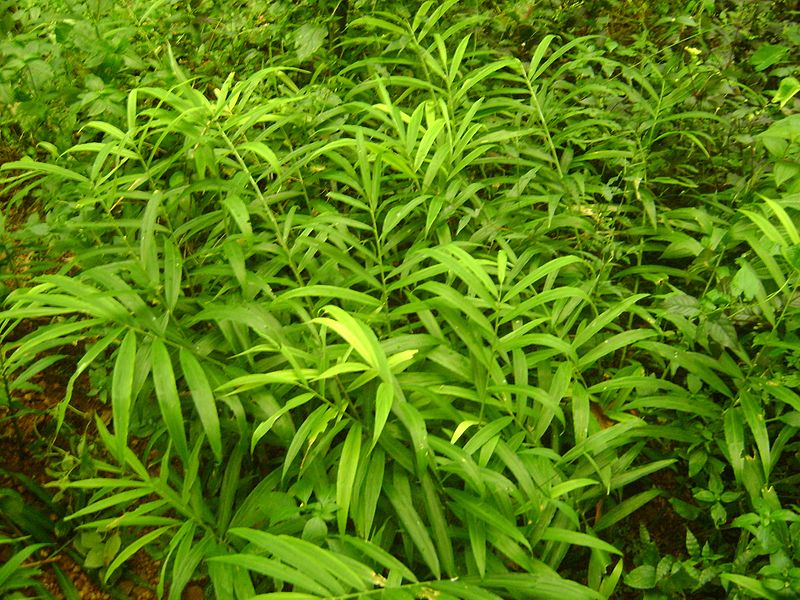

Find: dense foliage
1;0;799;598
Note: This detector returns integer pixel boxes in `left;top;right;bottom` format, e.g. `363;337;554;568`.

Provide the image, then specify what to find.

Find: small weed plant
1;0;799;598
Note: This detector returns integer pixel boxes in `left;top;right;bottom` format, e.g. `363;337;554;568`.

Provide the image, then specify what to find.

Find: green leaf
359;448;385;538
414;120;445;171
759;114;800;154
373;381;394;447
211;554;332;596
572;294;647;351
448;489;531;549
773;76;800;109
422;145;449;191
455;58;516;104
283;405;336;479
419;471;455;577
540;527;622;555
572;382;590;445
462;417;513;455
502;256;581;303
720;574;774;597
60;326;125;436
595;489;662;532
550;478;599;501
279;285;381;309
251;393;311;451
466;511;487;577
163;238;183;312
227;529;370;593
218;445;245;534
730;260;762;300
336;423;362;534
382;195;428;239
169;526;210;600
238;141;282;176
294;23;327;62
448;34;471;86
112;330;137;464
179;348;222;463
65;488;153;521
386;470;440;578
774;159;800;188
659;232;704;259
151;339;189;466
417;0;460;42
140;191;162;285
639;342;733;397
0;543;46;589
313;306;383;374
222;194;252;235
750;44;789;71
625;565;656;590
576;329;656;370
422;244;498;304
762;195;800;245
0;159;89;182
740;389;771;479
342;536;417;583
527;35;556;80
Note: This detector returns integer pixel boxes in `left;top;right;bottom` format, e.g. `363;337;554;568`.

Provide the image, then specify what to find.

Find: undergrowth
1;0;799;598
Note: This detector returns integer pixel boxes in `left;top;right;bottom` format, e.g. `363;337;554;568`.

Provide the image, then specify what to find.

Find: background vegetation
1;0;799;598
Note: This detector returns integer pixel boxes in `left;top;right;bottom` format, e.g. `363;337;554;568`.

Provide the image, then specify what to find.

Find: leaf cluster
1;0;799;598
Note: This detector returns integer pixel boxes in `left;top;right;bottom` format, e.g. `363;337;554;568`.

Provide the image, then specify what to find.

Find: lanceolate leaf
740;389;771;480
211;554;332;596
576;329;656;370
179;348;223;463
336;423;363;534
312;307;384;374
571;294;648;351
151;338;190;466
163;237;183;312
541;528;622;556
420;471;455;577
374;381;393;446
448;489;531;549
226;529;371;593
386;470;440;578
104;526;173;583
0;543;47;590
112;330;137;464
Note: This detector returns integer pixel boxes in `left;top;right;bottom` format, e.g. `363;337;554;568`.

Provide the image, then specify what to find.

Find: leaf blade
179;348;222;463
